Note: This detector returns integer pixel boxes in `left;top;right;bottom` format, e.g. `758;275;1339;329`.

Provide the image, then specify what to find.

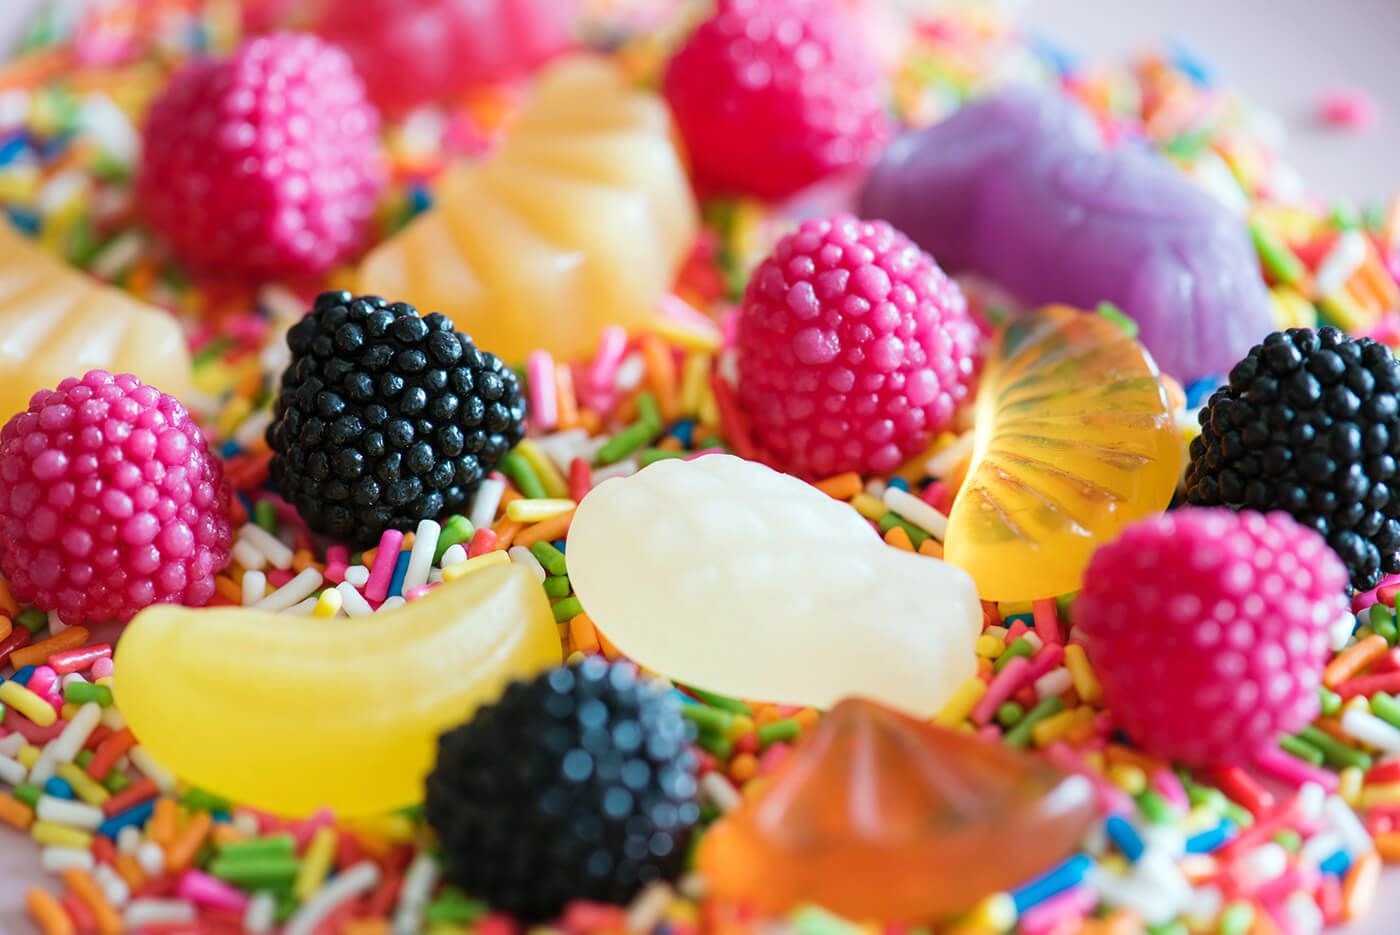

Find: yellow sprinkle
697;380;720;428
514;440;570;499
679;352;713;417
441;550;510;582
505;498;576;524
984;625;1009;642
217;395;253;439
347;813;415;843
54;763;109;806
1270;286;1318;331
60;703;80;721
1339;766;1364;809
934;677;987;728
1064;644;1103;705
850;494;886;521
95;677;113;689
294;826;337;901
312;588;343;619
654;317;722;353
16;746;39;769
1030;709;1077;748
1360;782;1400;809
31;820;92;849
0;681;56;727
1107;763;1147;796
959;893;1015;932
998;601;1034;618
1320;291;1371;333
727;714;754;742
975;634;1005;660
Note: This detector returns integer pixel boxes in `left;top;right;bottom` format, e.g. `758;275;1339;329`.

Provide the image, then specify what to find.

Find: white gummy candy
567;454;981;714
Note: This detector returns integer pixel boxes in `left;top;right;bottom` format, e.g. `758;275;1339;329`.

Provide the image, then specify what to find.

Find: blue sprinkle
1185;376;1224;409
43;777;74;800
1185;819;1235;854
670;689;697;706
409;184;434;216
1010;853;1093;913
1026;32;1081;77
12;666;35;686
887;477;910;492
1003;613;1035;630
387;550;412;598
220;439;241;459
1167;37;1217;88
5;209;39;234
1105;815;1144;861
211;810;231;823
553;540;567;553
0;134;25;167
98;799;156;839
1320;849;1352;877
671;419;694;448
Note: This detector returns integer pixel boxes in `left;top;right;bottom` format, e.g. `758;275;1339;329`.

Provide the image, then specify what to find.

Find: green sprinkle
1250;219;1305;285
1369;692;1400;729
182;788;232;813
16;609;46;634
542;575;571;599
1148;922;1188;935
680;704;734;736
529;541;567;576
219;835;296;859
62;681;112;707
1364;203;1388;233
792;905;863;935
1298;725;1372;770
683;686;751;715
1163;129;1214;161
877;512;929;547
1279;734;1325;767
104;771;130;794
1136;789;1175;825
1218;901;1254;935
1273;829;1302;851
1372;603;1398;645
697;732;733;760
425;891;488;924
209;854;300;888
253;500;278;534
1003;697;1063;748
550;596;583;623
636;392;662;431
12;784;40;808
758;719;801;747
435;516;474;563
639;448;686;465
697;435;726;451
1095;301;1138;337
74;751;93;769
596;420;660;465
1056;591;1076;623
996;701;1024;727
1331;200;1362;231
498;451;547;500
1320;686;1343;716
994;637;1034;673
192;337;233;369
1222;801;1254;828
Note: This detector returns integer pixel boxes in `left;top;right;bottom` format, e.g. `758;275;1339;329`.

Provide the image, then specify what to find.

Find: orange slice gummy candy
699;698;1095;922
942;306;1180;601
358;56;698;363
0;221;192;422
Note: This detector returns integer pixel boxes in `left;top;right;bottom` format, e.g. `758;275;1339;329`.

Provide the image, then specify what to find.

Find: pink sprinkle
921;481;948;509
364;529;404;604
1150;768;1190;812
1033;599;1062;644
683;448;728;460
527;350;559;433
1253;746;1340;793
90;658;114;680
757;743;789;775
324;544;350;584
178;870;250;912
1027;643;1066;682
1019;885;1094;935
266;569;294;588
1318;87;1378;131
466;528;498;559
1005;619;1029;643
28;667;60;706
404;584;437;601
1043;742;1135;816
658;293;718;333
293;807;335;850
971;656;1030;725
1252;862;1320;906
588;326;629;392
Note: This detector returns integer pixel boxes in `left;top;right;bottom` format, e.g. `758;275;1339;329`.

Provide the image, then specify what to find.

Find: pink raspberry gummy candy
0;371;233;626
663;0;890;200
735;215;979;478
1077;508;1349;766
138;32;384;281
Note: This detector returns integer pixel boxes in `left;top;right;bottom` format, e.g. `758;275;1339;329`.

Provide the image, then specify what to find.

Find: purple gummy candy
858;88;1275;383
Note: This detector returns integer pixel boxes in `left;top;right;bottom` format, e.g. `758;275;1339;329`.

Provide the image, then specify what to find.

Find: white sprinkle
532;429;590;474
94;861;130;907
343;564;371;587
48;611;68;636
1323;794;1374;857
1022;631;1044;653
591;459;639;483
0;734;25;758
1237;842;1288;886
1300;831;1347;866
100;705;126;731
1340;708;1400;754
1089;866;1179;926
1190;150;1250;215
1332;612;1361;652
700;773;741;813
469;477;506;531
79;92;139;165
125;900;196;928
28;749;58;786
258;284;308;323
0;90;30;129
392;853;439;935
60;673;88;689
626;882;675;934
48;702;102;763
40;846;95;873
864;478;887;501
231;539;267;571
403;519;440;592
379;596;406;613
136;840;167;876
253;567;323;612
1183;885;1223;930
233;812;260;837
925;430;976;479
116;826;142;855
1140;827;1186;861
337;582;374;618
37;796;104;830
242;570;268;607
1300;782;1329;823
883;487;949;539
427;568;444;584
1284;890;1324;935
284;861;380;935
1034;667;1074;700
287;596;319;615
233;409;274;450
130;746;176;793
614;353;645;392
439;544;467;567
509;546;547;582
88;230;145;280
244;891;277;934
0;754;26;786
239;523;295;570
38;170;88;214
1315;230;1368;299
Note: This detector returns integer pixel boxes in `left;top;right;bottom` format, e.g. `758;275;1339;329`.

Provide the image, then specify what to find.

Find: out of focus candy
859;88;1275;383
567;454;981;715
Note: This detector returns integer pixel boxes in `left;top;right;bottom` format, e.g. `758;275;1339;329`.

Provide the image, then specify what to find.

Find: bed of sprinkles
1;2;1400;935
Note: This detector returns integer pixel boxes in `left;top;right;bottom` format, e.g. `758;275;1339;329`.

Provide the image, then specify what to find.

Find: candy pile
0;2;1398;935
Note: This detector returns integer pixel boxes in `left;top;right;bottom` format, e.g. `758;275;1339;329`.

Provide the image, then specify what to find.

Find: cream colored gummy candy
567;454;981;715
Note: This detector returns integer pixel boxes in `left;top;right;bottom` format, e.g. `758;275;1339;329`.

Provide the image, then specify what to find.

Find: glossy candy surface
358;56;698;363
943;306;1180;601
114;564;561;816
699;697;1096;920
567;454;980;714
0;222;191;423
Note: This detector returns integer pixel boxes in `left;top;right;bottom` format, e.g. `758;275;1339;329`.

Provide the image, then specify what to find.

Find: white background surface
0;1;1396;932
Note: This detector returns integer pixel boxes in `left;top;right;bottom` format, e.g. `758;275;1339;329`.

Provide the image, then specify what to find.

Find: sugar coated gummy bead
566;454;981;715
0;370;231;625
0;222;191;425
859;88;1275;384
1076;508;1349;766
113;564;561;816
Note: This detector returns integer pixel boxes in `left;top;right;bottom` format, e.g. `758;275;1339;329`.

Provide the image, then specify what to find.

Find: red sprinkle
1334;670;1400;699
0;626;31;668
103;778;160;818
1206;765;1275;818
87;728;136;781
568;457;593;504
466;528;498;559
49;643;112;676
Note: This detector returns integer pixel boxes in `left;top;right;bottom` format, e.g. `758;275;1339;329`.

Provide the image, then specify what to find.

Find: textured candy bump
0;371;232;626
138;32;384;281
735;215;979;478
859;88;1274;384
663;0;889;199
567;454;981;715
1076;508;1348;766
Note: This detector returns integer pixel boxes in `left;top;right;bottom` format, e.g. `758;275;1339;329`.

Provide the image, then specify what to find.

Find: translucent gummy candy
699;697;1096;921
0;221;192;423
566;454;981;715
358;56;698;363
114;565;561;816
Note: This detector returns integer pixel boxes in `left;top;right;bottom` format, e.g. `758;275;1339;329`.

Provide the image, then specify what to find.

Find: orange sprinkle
641;334;680;422
112;854;146;892
976;656;994;678
0;616;11;644
61;867;121;935
596;626;622;661
148;798;179;849
569;614;600;655
513;509;576;549
793;708;821;731
291;549;319;572
555;363;579;431
25;888;73;935
1343;849;1380;918
576;408;602;435
917;538;945;559
210;823;246;849
1374;830;1400;861
753;707;783;727
730;753;759;782
813;473;862;500
165;810;212;873
0;793;34;831
1324;634;1389;688
0;577;18;616
341;921;391;935
213;575;242;604
883;525;915;551
9;627;89;671
658;435;684;452
491;520;524;550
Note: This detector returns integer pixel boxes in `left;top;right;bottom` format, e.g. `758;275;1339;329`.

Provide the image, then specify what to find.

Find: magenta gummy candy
859;88;1275;383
